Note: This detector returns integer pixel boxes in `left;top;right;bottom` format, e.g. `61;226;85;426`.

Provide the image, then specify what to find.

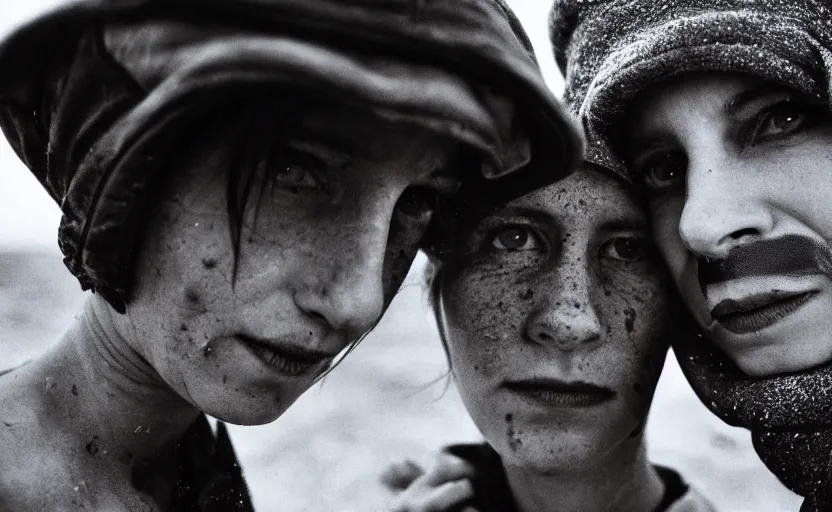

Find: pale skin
0;103;462;511
623;72;832;377
384;167;674;512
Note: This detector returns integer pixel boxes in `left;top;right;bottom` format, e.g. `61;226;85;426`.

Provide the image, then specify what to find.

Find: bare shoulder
0;374;154;511
0;435;156;512
0;384;70;510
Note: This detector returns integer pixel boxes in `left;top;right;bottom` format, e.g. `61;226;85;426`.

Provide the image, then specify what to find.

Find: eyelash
635;150;687;194
741;99;816;148
488;223;544;252
598;235;653;263
634;99;820;194
266;148;327;193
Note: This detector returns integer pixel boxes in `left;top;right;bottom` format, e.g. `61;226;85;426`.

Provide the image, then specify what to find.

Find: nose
678;158;773;259
525;283;603;352
293;211;389;337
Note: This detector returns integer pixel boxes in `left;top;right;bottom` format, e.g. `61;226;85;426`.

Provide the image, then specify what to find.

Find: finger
381;459;426;491
413;479;475;512
422;453;477;487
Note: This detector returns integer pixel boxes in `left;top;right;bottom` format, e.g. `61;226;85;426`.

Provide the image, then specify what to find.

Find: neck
13;295;200;473
504;439;665;512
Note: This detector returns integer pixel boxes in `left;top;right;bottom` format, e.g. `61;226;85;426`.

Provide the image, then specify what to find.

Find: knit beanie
550;0;832;180
549;2;832;510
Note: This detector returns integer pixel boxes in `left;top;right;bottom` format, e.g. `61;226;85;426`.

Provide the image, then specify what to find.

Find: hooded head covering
549;1;832;509
0;0;582;313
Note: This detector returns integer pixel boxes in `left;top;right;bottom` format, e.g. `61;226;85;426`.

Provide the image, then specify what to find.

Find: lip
503;379;615;408
710;290;819;335
236;334;335;377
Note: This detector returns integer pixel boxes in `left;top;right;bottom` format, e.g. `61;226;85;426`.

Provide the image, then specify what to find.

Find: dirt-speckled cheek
599;262;674;434
444;252;544;376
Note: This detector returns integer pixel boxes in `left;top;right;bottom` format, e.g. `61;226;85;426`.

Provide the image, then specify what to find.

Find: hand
381;453;479;512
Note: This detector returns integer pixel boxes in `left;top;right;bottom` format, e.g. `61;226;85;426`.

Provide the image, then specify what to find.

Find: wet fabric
171;418;253;512
548;1;832;510
444;442;716;512
0;0;582;312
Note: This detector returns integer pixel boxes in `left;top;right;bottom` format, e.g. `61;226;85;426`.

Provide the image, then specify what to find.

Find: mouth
504;379;615;408
710;290;819;335
236;334;335;377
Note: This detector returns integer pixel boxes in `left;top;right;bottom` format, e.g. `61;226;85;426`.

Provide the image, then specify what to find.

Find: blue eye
491;226;539;251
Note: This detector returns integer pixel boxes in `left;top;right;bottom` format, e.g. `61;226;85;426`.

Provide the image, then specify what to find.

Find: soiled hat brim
0;0;582;310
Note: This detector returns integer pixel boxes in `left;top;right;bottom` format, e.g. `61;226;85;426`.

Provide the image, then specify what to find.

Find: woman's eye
270;149;324;190
600;237;651;262
491;225;539;251
639;151;687;192
397;187;438;220
751;102;810;143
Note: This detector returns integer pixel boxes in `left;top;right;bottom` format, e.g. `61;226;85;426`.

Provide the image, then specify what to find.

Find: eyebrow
485;205;558;226
722;84;790;116
597;218;648;234
292;128;361;158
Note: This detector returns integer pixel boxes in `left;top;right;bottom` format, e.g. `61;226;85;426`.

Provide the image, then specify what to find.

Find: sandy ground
0;250;804;511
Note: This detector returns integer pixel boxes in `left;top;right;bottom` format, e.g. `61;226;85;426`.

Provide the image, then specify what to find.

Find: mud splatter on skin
505;413;522;451
119;103;462;427
185;289;200;304
623;307;636;333
85;436;101;456
437;167;678;473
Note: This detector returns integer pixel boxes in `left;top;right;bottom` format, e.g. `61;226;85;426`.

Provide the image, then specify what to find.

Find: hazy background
0;1;804;510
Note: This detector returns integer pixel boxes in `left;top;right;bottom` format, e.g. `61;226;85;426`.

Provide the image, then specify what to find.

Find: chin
722;339;832;378
196;391;291;426
496;429;599;473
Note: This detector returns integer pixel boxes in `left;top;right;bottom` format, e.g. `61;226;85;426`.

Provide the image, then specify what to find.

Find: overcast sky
0;0;565;251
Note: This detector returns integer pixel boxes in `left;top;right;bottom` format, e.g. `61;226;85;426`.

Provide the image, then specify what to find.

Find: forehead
627;72;783;130
505;166;642;227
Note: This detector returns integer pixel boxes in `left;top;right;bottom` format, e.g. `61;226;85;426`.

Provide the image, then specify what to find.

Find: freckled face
624;73;832;376
120;104;461;425
439;167;673;472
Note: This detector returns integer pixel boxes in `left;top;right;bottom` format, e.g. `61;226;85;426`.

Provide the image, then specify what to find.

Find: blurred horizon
0;0;564;253
0;2;804;511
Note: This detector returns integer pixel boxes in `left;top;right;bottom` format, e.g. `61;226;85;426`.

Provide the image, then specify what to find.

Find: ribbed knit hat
549;2;832;509
549;0;832;181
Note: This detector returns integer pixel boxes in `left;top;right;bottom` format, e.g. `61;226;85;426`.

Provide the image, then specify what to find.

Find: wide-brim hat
0;0;583;311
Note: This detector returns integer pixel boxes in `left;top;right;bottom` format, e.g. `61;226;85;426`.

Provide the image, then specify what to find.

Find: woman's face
439;167;673;473
625;72;832;377
120;104;461;425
